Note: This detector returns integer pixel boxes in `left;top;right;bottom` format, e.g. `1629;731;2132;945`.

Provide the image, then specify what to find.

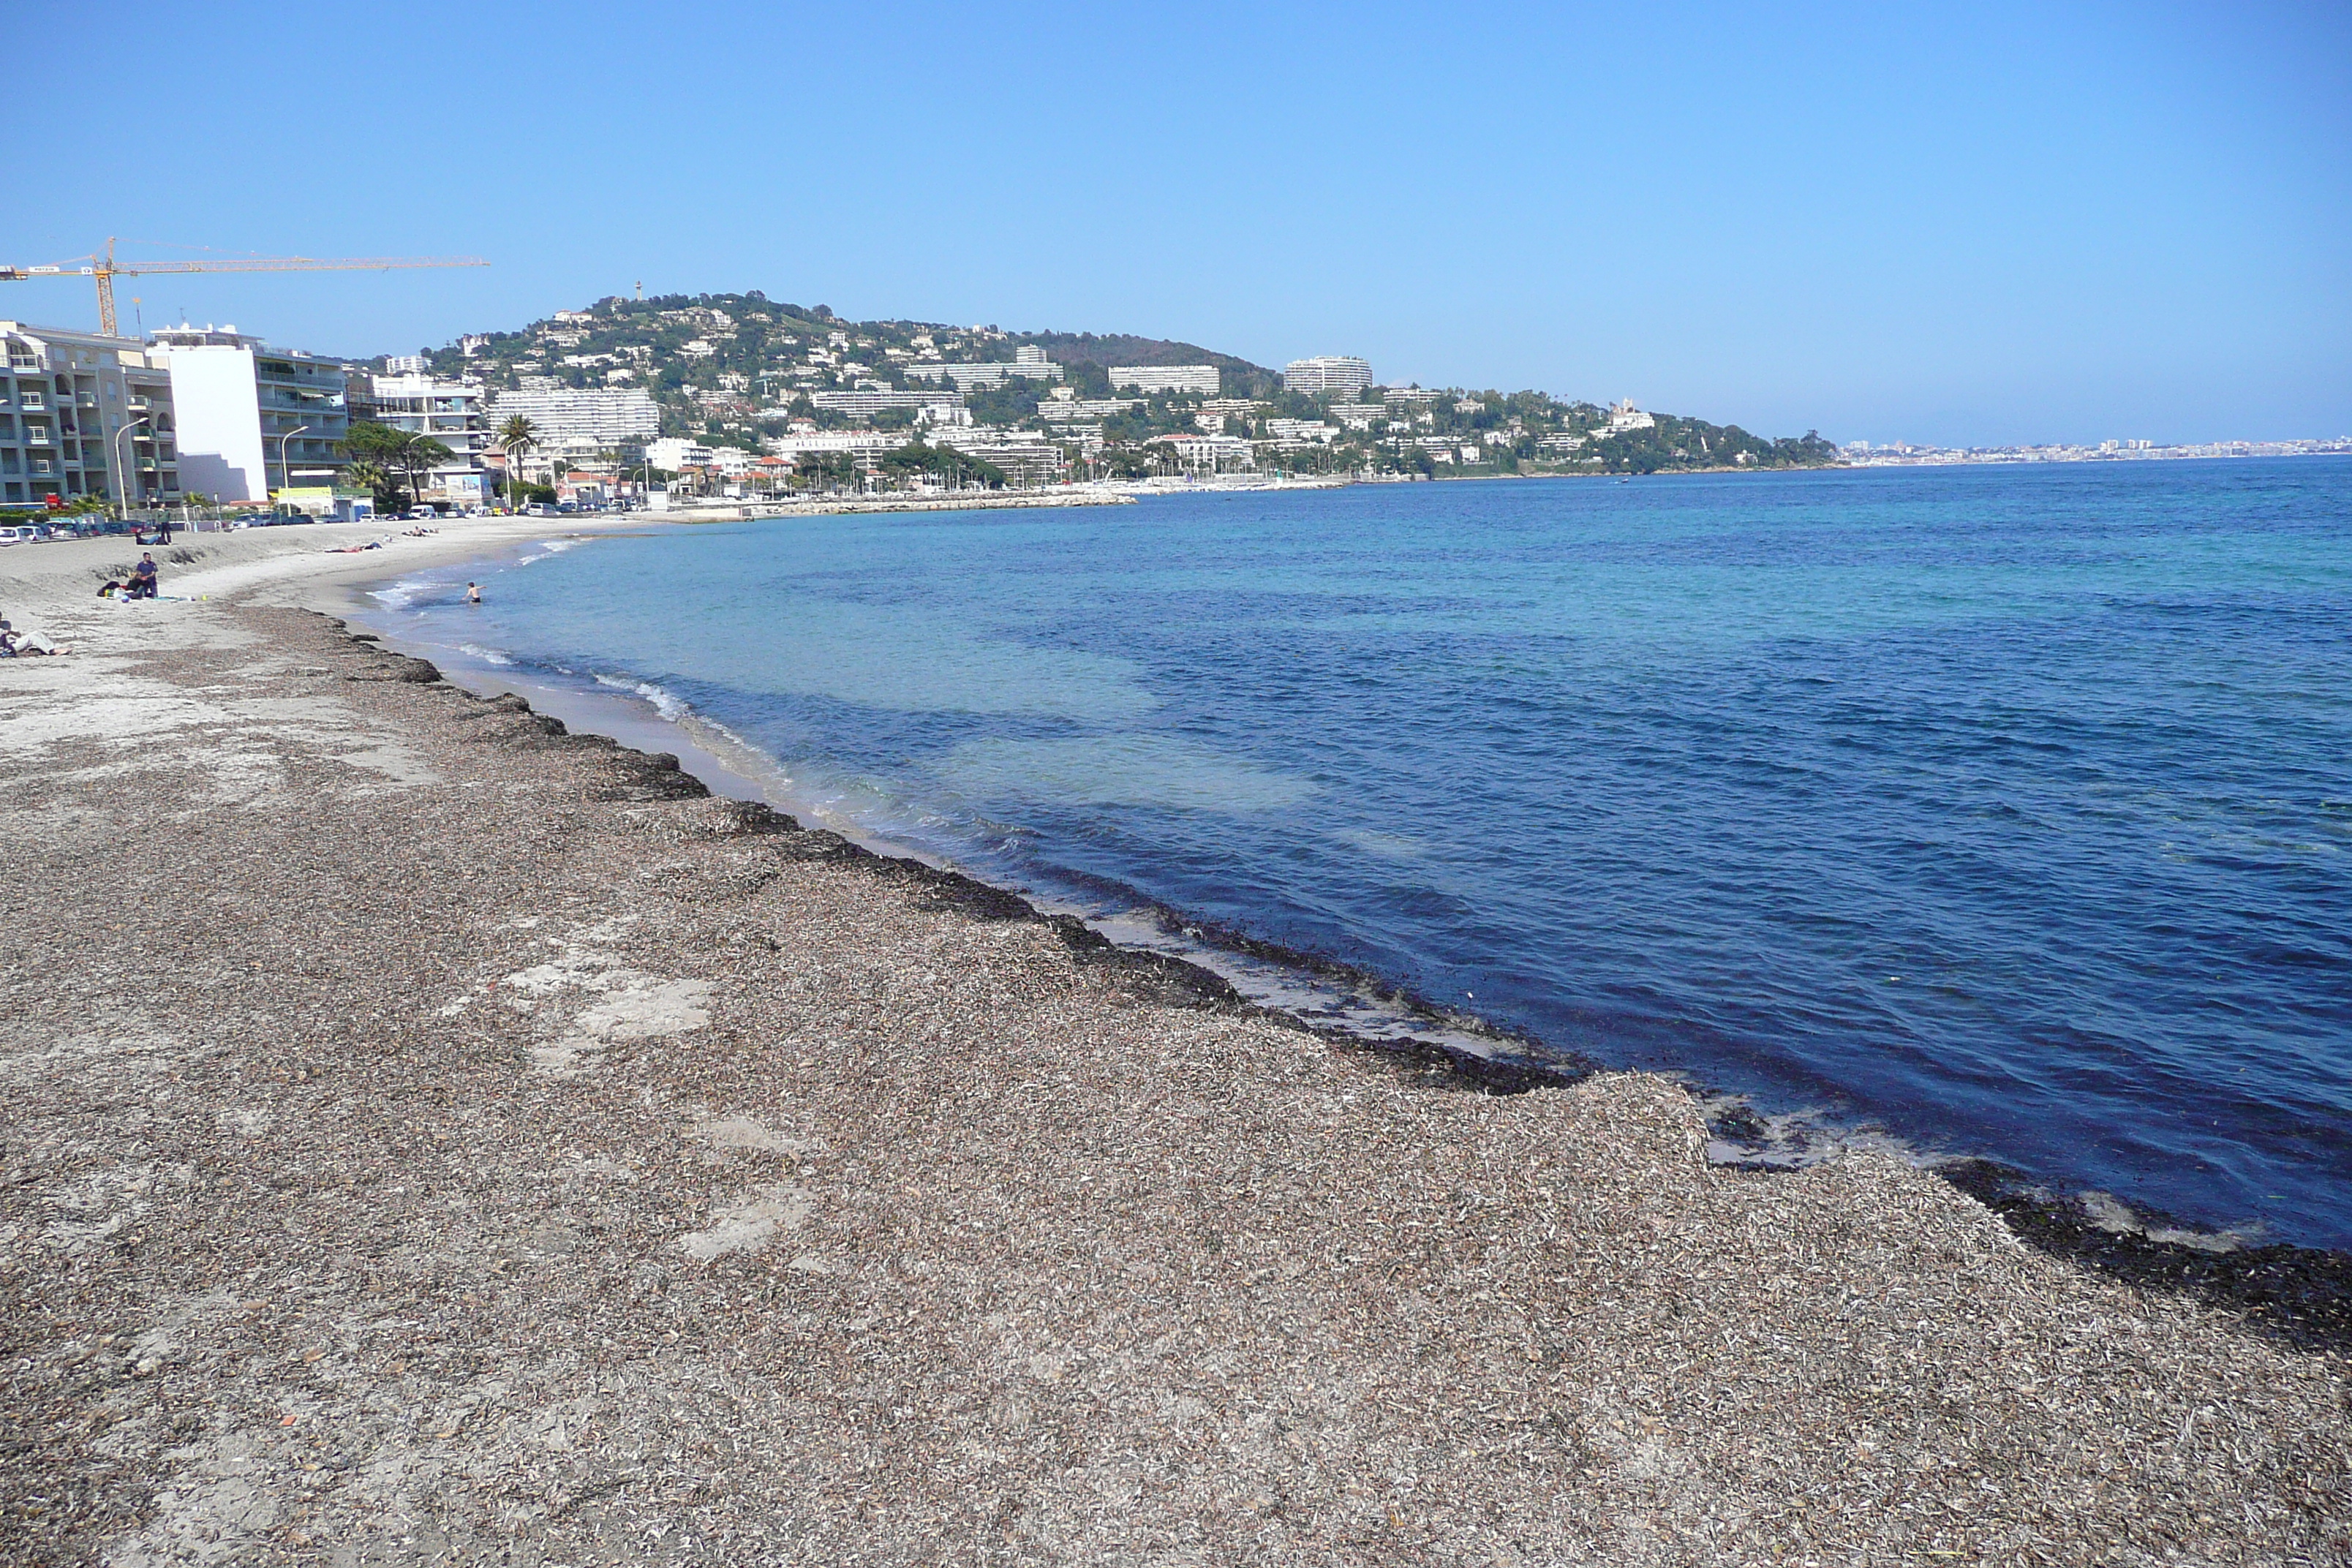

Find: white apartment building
368;372;489;500
929;426;1067;487
1151;433;1256;473
1264;418;1338;445
756;430;900;461
1039;391;1142;421
1283;355;1373;396
807;389;967;419
487;386;660;448
904;344;1065;391
146;325;349;502
0;322;180;508
647;437;718;472
1109;364;1220;396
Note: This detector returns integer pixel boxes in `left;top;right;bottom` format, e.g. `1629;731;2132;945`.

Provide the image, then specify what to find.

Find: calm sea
368;461;2352;1250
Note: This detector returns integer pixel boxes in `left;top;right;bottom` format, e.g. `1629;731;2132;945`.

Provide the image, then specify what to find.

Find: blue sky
15;1;2348;444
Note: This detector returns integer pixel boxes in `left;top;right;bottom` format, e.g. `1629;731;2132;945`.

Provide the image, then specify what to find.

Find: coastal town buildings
1282;355;1373;396
1110;364;1220;396
146;324;349;502
0;321;181;508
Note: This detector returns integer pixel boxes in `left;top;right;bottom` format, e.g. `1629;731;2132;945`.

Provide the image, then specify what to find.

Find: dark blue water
374;462;2352;1249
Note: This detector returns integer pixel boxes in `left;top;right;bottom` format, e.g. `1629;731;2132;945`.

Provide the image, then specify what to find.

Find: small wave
515;538;584;568
593;671;689;721
457;642;516;667
367;577;437;610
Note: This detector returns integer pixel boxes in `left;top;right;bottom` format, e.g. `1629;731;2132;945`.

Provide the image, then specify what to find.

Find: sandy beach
1;522;2347;1565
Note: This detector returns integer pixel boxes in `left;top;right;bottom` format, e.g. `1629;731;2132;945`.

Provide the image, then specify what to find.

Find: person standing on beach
465;582;482;605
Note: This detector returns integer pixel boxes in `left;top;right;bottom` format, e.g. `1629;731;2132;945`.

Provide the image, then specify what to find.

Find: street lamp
110;416;151;518
275;423;310;505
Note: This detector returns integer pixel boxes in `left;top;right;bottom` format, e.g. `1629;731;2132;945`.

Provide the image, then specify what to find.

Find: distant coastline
1843;436;2351;467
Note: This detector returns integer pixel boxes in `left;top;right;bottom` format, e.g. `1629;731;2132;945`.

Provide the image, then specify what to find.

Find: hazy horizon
19;0;2349;448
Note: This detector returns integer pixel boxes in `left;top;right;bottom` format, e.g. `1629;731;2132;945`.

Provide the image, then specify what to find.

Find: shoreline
325;524;2352;1309
20;509;2347;1276
4;516;2349;1560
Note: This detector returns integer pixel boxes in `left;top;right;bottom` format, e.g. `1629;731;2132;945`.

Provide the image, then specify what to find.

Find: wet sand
1;529;2346;1564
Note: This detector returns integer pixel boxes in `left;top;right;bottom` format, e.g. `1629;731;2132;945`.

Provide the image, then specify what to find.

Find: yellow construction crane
0;238;488;336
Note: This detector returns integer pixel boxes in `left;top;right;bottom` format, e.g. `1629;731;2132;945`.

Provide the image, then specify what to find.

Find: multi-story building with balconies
0;322;180;509
368;372;491;503
1281;355;1373;396
146;324;348;502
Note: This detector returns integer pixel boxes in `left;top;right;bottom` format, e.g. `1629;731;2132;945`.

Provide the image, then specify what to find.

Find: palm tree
496;414;538;508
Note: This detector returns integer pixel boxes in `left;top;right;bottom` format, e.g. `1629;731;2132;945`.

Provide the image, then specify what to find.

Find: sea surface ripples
372;461;2352;1248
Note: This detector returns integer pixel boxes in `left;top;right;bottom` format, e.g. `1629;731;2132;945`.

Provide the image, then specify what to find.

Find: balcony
18;395;45;412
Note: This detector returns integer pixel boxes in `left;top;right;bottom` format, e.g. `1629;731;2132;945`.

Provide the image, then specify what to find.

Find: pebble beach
1;523;2346;1566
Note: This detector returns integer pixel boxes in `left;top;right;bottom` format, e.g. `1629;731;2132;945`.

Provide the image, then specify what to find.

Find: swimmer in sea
466;582;482;604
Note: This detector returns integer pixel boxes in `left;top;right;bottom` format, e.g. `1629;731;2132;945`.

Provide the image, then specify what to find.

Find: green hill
397;291;1836;476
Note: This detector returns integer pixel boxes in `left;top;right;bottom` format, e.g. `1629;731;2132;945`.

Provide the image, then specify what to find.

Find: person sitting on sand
127;553;159;600
0;619;67;656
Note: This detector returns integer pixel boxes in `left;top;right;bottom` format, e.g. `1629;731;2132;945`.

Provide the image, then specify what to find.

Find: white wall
160;347;265;502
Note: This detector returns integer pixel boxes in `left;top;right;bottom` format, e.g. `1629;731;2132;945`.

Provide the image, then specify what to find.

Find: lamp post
274;423;310;508
110;416;151;519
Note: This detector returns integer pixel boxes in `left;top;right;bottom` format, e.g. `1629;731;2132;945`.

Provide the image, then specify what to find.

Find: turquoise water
372;461;2352;1249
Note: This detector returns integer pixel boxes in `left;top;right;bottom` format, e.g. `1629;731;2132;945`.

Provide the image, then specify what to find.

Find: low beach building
1150;431;1256;474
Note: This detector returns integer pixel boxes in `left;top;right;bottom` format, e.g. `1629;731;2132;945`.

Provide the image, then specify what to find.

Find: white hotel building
486;386;660;450
1109;364;1220;396
1282;355;1373;396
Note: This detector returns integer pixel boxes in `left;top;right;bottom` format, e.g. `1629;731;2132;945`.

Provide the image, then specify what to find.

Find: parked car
0;524;40;546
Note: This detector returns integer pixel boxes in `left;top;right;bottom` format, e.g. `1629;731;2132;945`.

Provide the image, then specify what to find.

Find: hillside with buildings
0;295;1836;519
364;291;1836;498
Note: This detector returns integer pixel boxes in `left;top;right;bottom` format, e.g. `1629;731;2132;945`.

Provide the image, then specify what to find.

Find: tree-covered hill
391;290;1837;478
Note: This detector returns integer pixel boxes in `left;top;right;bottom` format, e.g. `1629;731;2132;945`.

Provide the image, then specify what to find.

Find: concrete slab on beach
1;528;2345;1564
